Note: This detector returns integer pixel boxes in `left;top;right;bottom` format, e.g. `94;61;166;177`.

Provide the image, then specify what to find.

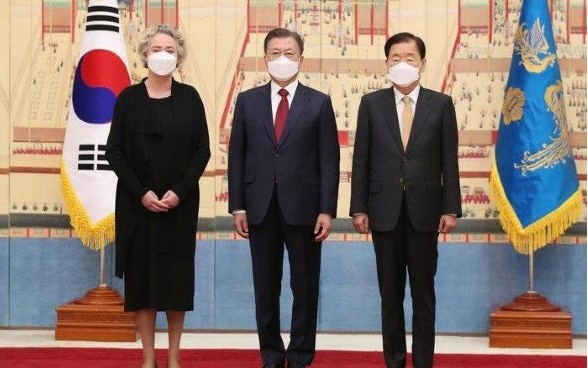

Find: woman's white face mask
147;50;177;76
387;61;421;87
267;55;299;81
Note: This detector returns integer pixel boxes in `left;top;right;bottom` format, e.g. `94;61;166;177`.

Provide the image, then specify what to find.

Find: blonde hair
138;23;186;68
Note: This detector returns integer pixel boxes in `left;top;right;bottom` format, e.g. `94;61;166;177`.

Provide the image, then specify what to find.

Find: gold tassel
489;159;582;255
60;162;115;250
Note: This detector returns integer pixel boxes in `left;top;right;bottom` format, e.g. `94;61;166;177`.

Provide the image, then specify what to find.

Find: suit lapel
259;83;276;145
277;82;310;147
380;88;404;153
406;87;432;151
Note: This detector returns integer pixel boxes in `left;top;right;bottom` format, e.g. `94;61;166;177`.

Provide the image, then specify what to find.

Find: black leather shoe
262;364;285;368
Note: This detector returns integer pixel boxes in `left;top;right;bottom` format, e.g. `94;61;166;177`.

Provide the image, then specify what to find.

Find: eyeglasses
266;51;299;61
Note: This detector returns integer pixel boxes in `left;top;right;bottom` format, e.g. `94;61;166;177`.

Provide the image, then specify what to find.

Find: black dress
106;80;211;312
123;96;192;311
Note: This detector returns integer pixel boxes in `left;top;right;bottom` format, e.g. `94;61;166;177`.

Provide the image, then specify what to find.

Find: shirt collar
393;85;420;105
271;79;299;97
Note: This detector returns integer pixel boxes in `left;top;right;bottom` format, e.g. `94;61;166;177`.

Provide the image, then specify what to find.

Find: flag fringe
60;162;115;250
489;159;582;254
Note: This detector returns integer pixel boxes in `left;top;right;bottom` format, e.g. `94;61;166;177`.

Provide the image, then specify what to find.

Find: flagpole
528;252;535;293
100;248;106;287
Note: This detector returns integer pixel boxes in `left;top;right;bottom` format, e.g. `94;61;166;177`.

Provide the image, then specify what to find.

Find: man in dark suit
350;32;462;368
228;28;340;368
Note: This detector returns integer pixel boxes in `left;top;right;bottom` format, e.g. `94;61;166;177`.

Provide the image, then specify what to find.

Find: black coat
106;79;210;278
350;86;462;231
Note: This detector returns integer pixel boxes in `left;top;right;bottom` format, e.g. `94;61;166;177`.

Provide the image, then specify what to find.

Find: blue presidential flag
490;0;581;254
61;0;130;249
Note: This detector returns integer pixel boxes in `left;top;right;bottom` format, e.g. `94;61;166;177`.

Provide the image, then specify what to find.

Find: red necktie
275;88;289;142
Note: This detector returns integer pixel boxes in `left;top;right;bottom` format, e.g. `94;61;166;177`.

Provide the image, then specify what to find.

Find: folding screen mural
5;0;586;242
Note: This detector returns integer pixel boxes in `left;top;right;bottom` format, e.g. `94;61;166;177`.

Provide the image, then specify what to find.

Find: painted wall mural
3;0;586;243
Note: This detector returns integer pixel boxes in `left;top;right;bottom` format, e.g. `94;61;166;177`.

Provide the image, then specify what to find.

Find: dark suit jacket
106;79;211;277
228;82;340;226
350;86;462;232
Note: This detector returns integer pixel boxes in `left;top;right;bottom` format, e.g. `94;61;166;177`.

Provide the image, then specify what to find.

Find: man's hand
314;213;332;242
141;190;170;212
352;213;370;234
233;212;249;239
438;214;457;234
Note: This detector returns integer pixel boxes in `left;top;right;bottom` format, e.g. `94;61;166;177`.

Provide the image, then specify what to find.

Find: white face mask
267;55;299;81
147;50;177;76
387;61;421;87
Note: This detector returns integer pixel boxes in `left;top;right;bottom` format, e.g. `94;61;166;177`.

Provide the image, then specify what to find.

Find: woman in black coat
106;23;210;368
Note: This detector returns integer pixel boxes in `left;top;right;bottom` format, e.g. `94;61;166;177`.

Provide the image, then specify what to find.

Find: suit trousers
248;189;322;366
371;196;439;368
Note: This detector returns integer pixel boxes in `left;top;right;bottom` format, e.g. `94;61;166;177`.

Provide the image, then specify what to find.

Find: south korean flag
61;0;130;249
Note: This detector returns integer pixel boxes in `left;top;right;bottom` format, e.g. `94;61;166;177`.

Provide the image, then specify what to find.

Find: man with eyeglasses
228;28;340;368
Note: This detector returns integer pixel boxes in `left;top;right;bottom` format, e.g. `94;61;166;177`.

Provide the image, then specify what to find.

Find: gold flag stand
55;248;138;342
489;251;572;348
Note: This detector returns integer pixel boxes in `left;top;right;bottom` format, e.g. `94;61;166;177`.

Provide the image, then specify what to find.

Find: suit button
399;178;405;184
403;156;408;162
274;153;280;158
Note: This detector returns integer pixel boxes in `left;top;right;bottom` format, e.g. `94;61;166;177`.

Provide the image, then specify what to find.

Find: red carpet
0;347;585;368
